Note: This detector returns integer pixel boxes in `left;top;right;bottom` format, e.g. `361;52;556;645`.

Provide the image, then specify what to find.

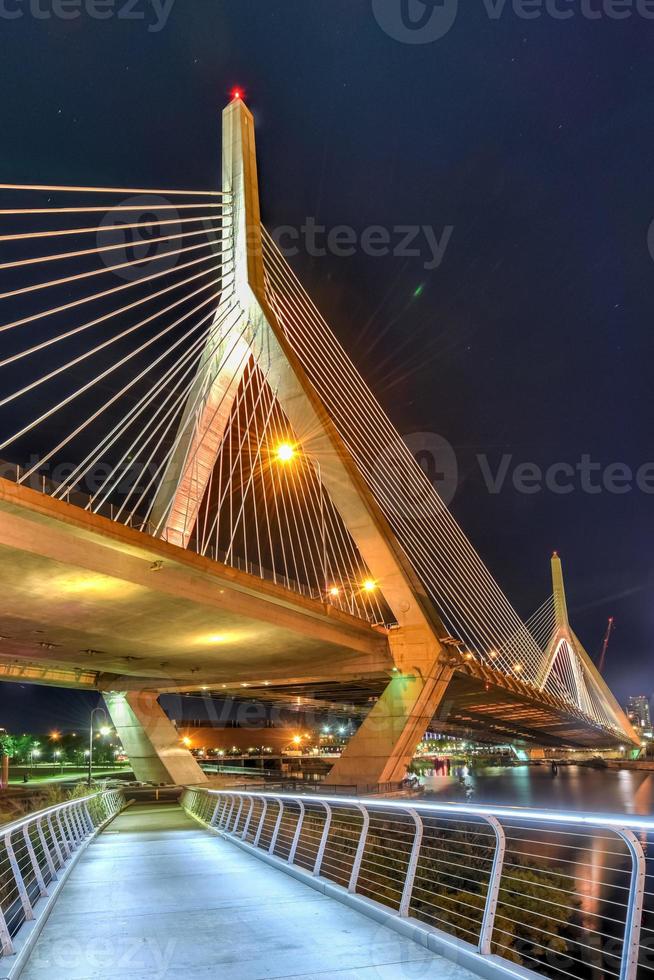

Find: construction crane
597;617;615;675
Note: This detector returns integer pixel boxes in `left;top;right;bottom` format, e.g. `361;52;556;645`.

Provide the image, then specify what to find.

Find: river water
421;763;654;816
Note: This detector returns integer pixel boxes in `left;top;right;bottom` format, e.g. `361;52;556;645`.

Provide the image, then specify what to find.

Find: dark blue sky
0;0;652;728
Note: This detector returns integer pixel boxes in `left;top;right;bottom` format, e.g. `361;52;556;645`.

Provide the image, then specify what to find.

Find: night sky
0;0;652;729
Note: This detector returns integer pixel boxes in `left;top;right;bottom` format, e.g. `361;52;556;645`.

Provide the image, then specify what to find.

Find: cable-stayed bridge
0;97;638;788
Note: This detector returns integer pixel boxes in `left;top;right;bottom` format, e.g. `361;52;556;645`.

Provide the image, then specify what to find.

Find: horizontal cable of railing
182;788;653;980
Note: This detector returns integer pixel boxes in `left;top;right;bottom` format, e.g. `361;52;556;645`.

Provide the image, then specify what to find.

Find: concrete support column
324;627;453;791
103;691;207;786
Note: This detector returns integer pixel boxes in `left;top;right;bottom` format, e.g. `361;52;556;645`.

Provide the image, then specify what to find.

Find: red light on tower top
231;87;243;102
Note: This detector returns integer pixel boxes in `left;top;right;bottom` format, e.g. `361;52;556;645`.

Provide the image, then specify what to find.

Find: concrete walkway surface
19;802;478;980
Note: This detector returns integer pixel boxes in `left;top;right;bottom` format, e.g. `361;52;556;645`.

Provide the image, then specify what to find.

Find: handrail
183;787;653;980
0;789;124;959
0;791;109;837
192;788;654;833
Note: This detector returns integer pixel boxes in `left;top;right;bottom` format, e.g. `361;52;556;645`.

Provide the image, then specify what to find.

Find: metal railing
182;788;654;980
0;790;124;958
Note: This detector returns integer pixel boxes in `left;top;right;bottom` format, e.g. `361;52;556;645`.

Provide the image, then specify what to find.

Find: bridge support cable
114;307;250;529
87;301;243;524
524;594;557;651
2;276;231;503
52;289;239;503
0;185;234;533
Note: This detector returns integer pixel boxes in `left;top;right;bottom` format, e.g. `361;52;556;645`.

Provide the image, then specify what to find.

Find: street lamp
88;706;110;787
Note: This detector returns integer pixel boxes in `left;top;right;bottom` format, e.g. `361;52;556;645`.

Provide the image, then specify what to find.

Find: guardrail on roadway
182;787;653;980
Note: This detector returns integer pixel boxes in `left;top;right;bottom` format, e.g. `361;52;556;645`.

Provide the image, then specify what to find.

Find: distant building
626;696;652;732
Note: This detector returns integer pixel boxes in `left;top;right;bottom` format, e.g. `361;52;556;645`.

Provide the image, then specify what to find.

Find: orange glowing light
275;443;296;463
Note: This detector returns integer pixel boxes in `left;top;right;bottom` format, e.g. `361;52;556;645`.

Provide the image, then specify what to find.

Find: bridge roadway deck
20;801;476;980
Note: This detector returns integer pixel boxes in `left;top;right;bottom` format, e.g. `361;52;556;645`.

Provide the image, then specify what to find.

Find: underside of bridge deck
0;478;390;692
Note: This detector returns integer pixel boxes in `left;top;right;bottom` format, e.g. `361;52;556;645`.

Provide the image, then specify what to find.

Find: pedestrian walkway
19;801;477;979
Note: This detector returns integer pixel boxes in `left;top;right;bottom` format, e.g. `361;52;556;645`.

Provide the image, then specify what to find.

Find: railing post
56;810;72;859
231;797;245;834
36;817;58;881
47;813;65;868
218;795;232;828
70;804;85;841
219;795;231;826
79;802;90;835
269;799;285;854
479;816;507;955
23;823;48;897
617;828;646;980
220;795;235;831
0;902;14;957
242;796;255;839
64;806;80;846
82;802;94;834
348;805;370;894
254;798;268;847
210;796;222;827
399;809;423;917
288;801;305;865
5;832;34;921
313;802;332;877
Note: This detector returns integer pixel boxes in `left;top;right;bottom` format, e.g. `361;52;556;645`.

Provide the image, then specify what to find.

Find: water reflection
421;764;654;816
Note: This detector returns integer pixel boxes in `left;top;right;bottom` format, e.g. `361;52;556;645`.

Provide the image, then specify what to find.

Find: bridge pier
103;691;207;786
324;627;452;791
